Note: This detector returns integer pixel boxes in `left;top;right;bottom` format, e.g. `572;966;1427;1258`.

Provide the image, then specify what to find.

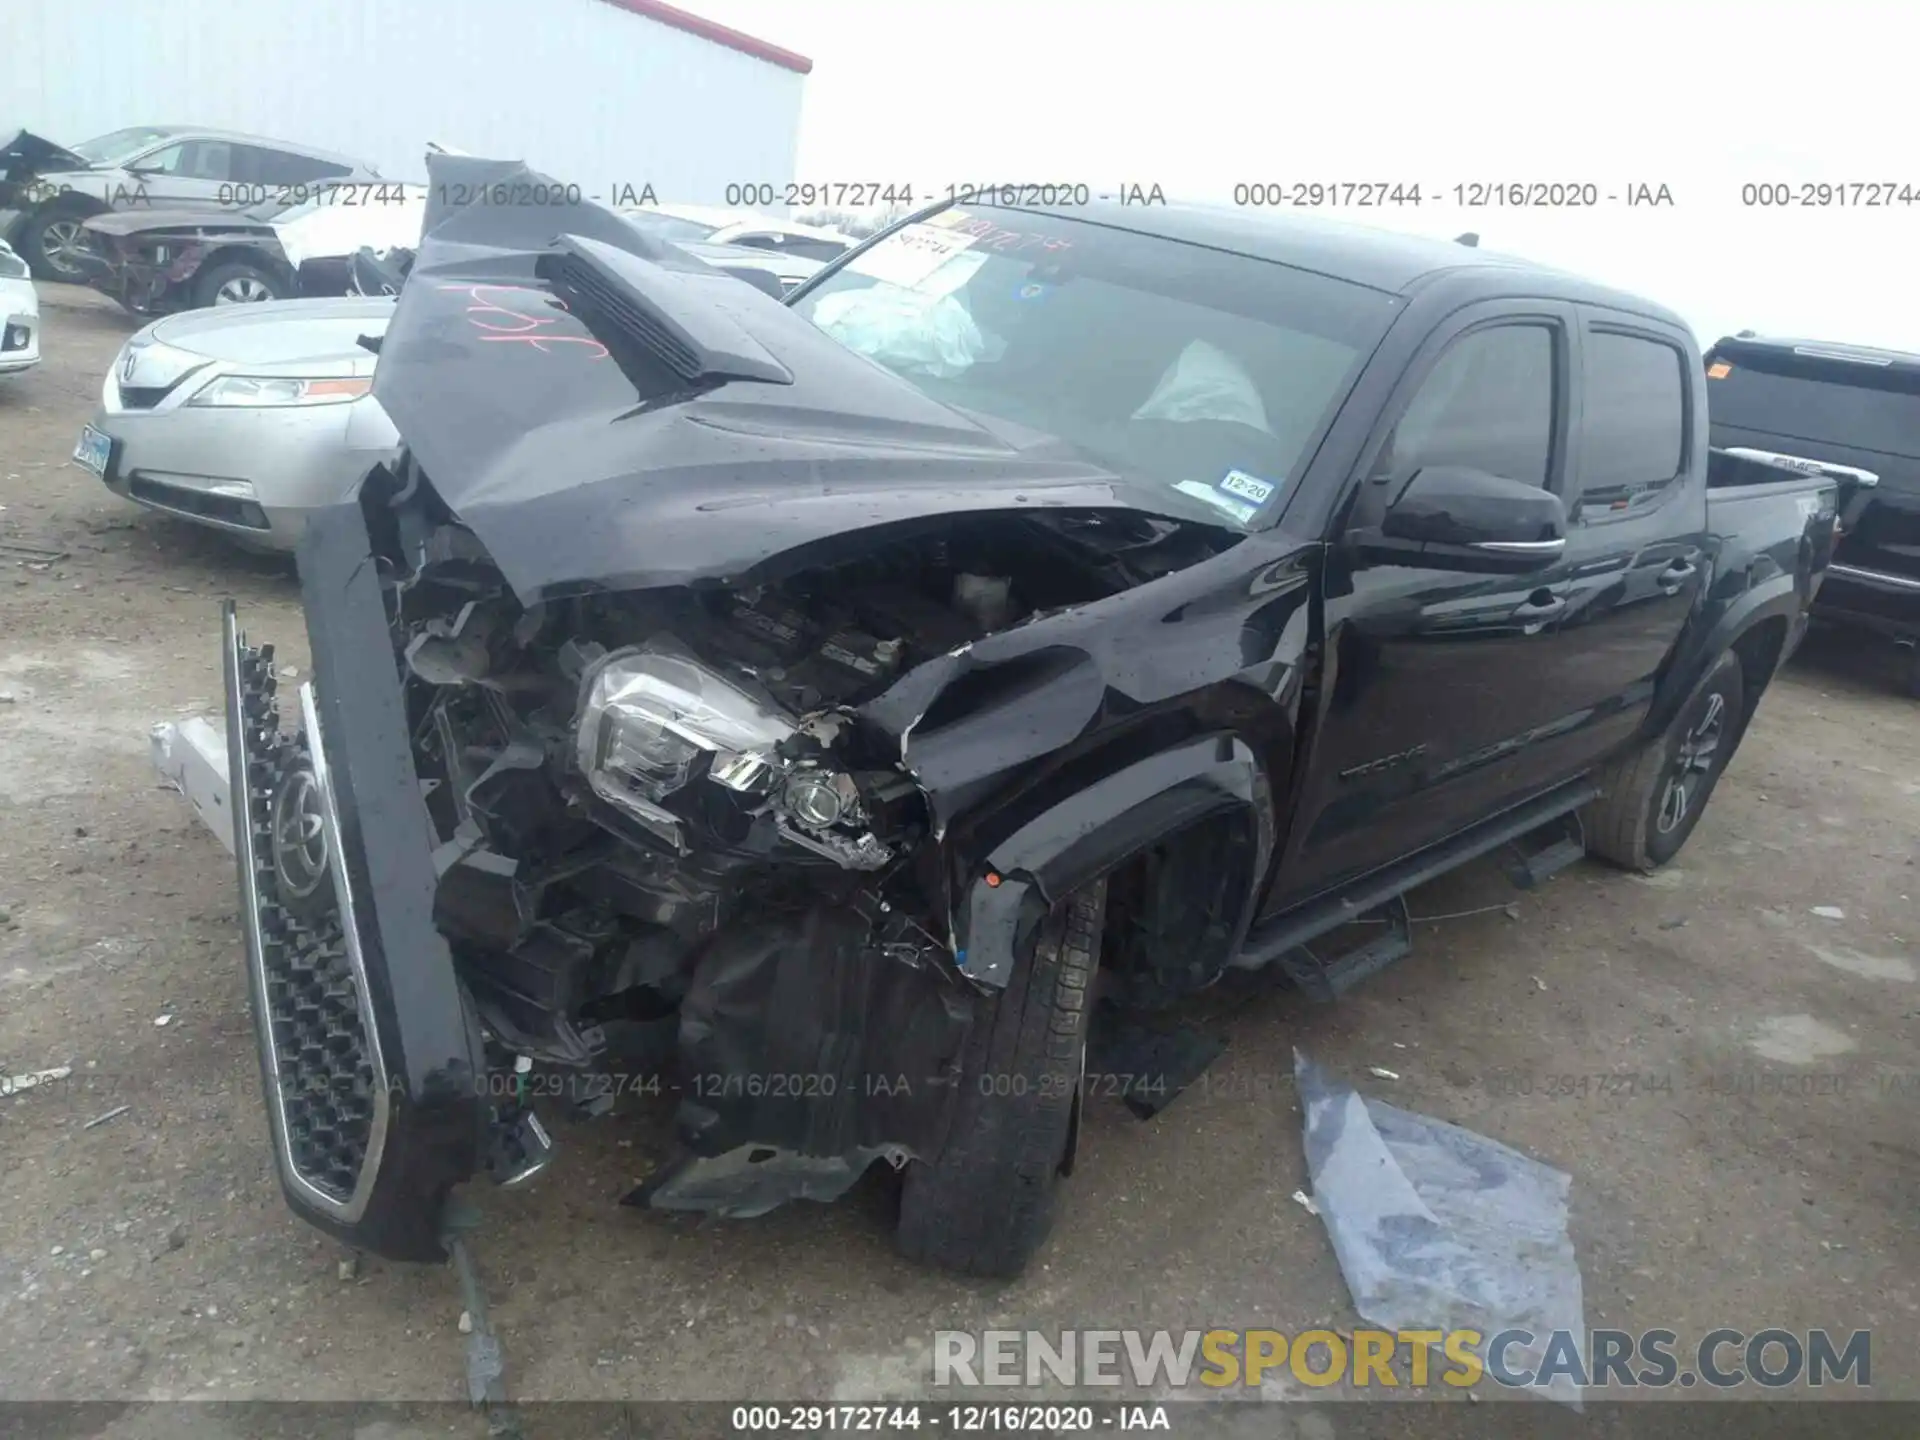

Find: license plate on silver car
72;424;112;478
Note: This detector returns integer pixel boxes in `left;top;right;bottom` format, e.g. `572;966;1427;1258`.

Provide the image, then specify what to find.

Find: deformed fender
955;733;1271;986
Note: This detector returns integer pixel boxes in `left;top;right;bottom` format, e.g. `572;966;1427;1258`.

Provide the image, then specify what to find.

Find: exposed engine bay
224;152;1276;1273
376;498;1232;1191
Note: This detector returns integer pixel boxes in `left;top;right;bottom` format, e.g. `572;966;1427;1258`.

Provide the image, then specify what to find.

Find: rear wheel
1584;650;1745;870
195;260;285;308
895;879;1106;1277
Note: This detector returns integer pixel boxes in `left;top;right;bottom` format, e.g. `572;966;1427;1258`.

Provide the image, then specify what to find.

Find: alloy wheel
216;275;273;304
40;218;91;277
1655;691;1726;835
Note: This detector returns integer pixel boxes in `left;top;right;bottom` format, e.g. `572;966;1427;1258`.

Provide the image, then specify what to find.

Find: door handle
1659;560;1698;592
1511;594;1567;624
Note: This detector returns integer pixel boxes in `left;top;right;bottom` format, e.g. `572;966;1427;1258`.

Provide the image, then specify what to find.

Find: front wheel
895;879;1106;1277
18;208;99;281
1584;650;1746;870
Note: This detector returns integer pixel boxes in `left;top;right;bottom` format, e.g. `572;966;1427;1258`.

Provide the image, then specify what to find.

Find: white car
75;296;397;547
621;203;852;262
0;239;39;374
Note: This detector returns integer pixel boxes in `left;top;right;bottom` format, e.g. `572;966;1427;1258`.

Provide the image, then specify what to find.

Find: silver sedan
73;296;397;549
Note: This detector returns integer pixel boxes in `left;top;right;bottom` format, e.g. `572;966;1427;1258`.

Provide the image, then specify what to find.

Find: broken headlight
576;642;795;824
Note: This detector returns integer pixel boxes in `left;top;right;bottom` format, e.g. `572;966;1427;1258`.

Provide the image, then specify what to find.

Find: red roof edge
596;0;813;74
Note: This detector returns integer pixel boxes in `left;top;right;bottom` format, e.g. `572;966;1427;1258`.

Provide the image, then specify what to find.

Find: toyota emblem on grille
269;767;331;917
121;347;140;384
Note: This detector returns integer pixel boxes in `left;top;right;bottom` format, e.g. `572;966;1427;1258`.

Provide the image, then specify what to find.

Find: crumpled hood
1;128;90;180
372;155;1191;604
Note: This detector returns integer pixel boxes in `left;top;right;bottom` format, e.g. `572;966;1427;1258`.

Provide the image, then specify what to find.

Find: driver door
1272;303;1583;905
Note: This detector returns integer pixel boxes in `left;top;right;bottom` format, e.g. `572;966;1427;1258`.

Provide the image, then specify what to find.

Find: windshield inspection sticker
1219;469;1277;505
1172;470;1284;526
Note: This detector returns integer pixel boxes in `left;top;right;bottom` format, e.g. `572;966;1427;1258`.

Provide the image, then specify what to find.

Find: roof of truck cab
1001;196;1682;320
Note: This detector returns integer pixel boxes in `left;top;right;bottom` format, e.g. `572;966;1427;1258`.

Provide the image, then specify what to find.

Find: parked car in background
621;202;851;261
72;296;397;547
78;182;426;313
0;238;40;375
1;125;382;281
1705;333;1920;695
677;238;824;297
215;165;1840;1281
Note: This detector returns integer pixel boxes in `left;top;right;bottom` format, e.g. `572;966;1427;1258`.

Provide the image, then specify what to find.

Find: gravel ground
2;287;1917;1430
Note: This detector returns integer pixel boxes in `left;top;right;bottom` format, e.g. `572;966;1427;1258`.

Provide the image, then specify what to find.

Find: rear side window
1707;359;1920;459
1387;324;1556;488
1579;331;1686;506
232;146;347;186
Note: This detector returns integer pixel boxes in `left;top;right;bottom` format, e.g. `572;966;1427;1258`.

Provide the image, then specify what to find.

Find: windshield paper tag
1174;479;1259;525
849;223;979;290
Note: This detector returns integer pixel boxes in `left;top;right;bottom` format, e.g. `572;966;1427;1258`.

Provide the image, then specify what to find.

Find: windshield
790;206;1394;528
1708;354;1920;460
624;210;721;244
72;127;177;167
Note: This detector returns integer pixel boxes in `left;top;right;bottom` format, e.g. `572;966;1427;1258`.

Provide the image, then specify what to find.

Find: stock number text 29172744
725;182;917;209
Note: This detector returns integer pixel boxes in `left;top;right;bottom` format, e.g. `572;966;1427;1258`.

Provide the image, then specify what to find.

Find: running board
1273;894;1412;1003
1503;813;1587;891
1232;780;1598;975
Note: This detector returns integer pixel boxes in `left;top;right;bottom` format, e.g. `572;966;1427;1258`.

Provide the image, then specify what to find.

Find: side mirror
1359;465;1566;573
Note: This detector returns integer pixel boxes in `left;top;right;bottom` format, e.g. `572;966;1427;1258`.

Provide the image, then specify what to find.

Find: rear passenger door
1539;315;1707;765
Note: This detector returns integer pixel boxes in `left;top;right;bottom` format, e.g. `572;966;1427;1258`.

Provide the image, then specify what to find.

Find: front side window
128;143;187;175
791;206;1395;528
1385;325;1556;488
180;141;233;181
134;140;231;181
1579;331;1685;506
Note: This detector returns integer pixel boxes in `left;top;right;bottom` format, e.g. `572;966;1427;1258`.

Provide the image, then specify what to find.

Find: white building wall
3;0;804;203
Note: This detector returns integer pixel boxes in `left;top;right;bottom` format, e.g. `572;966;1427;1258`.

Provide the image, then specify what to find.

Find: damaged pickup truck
219;157;1840;1277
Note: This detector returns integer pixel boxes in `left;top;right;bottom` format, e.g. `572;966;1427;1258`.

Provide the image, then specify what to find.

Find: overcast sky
690;0;1913;351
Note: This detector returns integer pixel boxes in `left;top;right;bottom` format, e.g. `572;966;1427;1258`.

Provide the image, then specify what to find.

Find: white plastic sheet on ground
1294;1048;1587;1407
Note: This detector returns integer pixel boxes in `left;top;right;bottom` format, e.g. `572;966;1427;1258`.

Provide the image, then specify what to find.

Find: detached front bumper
220;497;489;1260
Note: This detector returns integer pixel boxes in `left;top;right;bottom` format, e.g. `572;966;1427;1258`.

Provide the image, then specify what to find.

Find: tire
1584;650;1745;871
194;260;285;308
1903;643;1920;701
895;878;1106;1277
18;207;100;281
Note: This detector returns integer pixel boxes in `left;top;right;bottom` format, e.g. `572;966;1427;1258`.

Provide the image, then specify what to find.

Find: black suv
1705;335;1920;694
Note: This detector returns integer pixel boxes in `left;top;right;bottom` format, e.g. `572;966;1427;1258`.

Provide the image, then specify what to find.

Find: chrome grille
227;619;389;1212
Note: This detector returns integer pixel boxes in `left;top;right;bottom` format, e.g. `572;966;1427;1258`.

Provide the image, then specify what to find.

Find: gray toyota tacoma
219;156;1839;1278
